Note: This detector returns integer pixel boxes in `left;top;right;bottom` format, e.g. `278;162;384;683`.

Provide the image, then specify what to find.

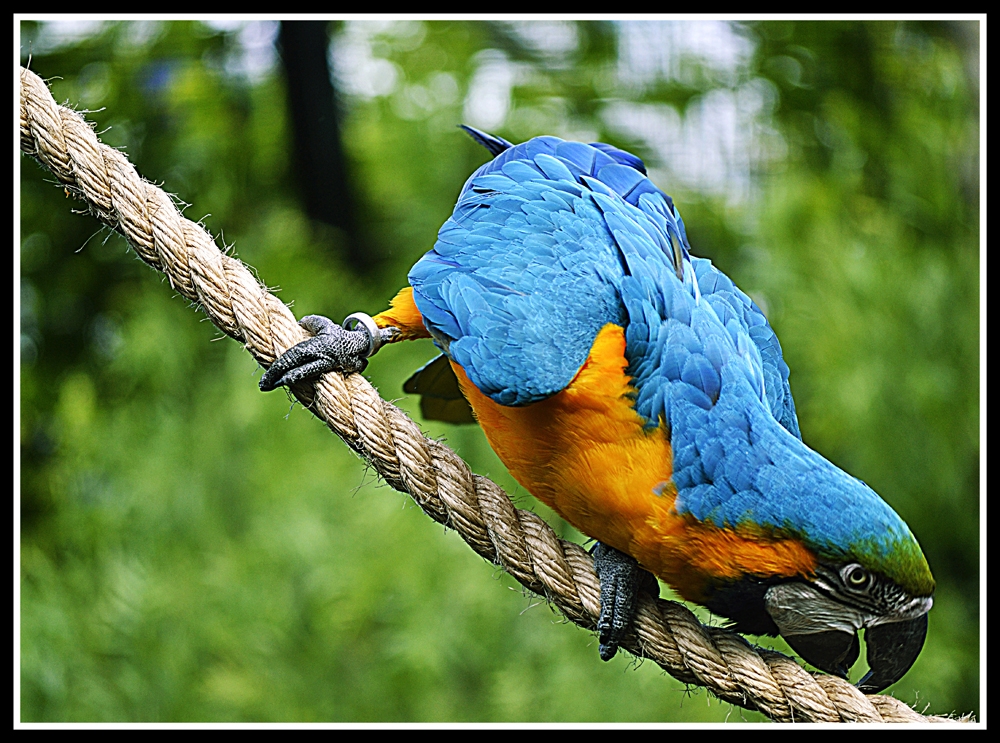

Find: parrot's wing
409;137;633;406
578;173;803;440
411;133;799;438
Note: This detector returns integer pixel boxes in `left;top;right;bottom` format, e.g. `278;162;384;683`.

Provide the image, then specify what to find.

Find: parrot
259;126;935;694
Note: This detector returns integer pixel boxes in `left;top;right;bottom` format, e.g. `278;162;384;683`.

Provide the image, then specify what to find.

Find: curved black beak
856;613;929;694
783;629;861;679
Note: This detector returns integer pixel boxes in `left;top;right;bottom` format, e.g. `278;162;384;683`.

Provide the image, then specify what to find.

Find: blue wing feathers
415;132;794;423
411;132;911;562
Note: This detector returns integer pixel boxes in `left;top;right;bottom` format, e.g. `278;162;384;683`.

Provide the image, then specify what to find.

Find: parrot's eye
845;565;870;588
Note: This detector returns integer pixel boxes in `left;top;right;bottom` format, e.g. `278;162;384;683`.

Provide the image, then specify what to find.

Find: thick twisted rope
20;65;961;724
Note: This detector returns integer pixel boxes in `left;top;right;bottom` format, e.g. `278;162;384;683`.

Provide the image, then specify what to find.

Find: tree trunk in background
278;21;373;272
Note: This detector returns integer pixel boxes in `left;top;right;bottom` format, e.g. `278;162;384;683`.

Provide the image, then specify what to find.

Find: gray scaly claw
591;542;659;661
259;313;392;392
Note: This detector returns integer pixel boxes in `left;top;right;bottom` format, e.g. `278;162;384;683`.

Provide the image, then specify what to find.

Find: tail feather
459;125;514;157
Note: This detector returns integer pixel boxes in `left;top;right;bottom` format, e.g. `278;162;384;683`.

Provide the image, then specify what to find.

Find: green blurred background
18;20;980;722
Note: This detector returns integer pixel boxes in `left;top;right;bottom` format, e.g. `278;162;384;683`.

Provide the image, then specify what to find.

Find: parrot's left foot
591;542;659;661
259;313;398;392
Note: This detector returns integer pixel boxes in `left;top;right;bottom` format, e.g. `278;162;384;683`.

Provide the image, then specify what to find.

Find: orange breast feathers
452;324;817;602
375;291;816;603
452;324;675;561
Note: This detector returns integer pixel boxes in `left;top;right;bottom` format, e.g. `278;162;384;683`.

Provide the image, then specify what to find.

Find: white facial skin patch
764;582;869;637
764;581;933;637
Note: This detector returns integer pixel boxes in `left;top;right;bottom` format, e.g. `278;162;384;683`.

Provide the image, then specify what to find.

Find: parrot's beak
764;581;931;692
856;613;929;693
782;614;928;693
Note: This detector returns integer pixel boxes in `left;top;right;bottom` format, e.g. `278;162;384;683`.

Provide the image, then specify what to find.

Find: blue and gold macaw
260;127;934;693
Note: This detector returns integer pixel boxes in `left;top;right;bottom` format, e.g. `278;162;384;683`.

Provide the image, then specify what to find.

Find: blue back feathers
409;129;929;588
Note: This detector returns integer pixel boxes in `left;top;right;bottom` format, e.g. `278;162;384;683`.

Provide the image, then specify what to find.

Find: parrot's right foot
259;313;398;392
591;542;659;661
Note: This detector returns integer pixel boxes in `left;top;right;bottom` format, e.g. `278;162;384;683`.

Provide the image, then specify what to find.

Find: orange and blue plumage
263;128;935;692
400;130;931;594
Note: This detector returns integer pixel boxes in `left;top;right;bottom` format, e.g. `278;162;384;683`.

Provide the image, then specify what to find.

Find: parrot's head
699;472;935;694
762;558;933;694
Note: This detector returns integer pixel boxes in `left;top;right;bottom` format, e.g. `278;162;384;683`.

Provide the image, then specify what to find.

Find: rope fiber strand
19;66;961;724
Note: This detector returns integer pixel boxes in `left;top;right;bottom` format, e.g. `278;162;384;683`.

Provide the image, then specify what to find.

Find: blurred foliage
19;20;979;722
